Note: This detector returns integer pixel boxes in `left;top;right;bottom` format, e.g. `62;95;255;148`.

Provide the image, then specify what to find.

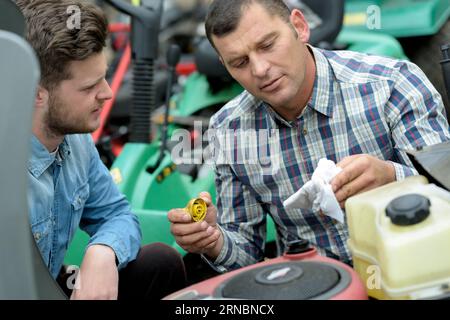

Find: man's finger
178;229;220;254
168;208;192;223
177;228;212;246
335;155;360;170
199;191;212;206
338;179;376;209
193;229;221;249
170;220;209;237
331;161;364;192
334;174;369;203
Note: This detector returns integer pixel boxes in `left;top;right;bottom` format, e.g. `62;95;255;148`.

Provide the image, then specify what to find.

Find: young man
18;0;186;299
168;0;450;272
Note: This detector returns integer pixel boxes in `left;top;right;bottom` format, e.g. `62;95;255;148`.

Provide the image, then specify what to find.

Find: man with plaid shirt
168;0;450;272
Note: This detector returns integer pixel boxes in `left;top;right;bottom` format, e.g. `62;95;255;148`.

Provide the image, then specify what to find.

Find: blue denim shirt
28;134;142;278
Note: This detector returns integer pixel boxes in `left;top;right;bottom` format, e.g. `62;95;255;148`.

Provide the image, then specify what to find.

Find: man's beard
44;92;97;137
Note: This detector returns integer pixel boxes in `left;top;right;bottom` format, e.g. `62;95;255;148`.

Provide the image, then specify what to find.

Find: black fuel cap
286;239;311;254
385;194;431;226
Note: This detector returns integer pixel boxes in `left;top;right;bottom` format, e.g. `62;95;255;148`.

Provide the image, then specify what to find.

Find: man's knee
137;243;186;274
118;243;187;299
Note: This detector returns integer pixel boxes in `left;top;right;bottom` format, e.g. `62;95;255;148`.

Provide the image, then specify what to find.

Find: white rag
283;158;344;223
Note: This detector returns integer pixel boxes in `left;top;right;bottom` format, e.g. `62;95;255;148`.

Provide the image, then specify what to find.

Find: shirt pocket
31;217;53;262
69;182;90;242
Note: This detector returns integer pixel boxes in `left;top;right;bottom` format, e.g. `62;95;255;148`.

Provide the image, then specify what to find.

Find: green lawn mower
343;0;450;112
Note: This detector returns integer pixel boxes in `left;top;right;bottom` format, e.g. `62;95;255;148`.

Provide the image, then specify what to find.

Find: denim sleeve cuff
389;161;418;181
87;232;129;270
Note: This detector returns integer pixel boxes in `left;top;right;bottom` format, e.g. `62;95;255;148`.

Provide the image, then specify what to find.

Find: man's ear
290;9;310;43
35;85;49;109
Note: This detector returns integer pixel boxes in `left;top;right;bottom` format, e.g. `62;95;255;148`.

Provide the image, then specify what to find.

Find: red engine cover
165;247;368;300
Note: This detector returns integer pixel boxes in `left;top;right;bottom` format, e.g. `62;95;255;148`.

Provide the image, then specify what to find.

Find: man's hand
331;154;396;208
168;192;223;259
70;244;119;300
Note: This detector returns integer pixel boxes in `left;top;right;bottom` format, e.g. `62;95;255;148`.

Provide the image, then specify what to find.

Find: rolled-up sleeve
80;138;141;270
386;60;450;180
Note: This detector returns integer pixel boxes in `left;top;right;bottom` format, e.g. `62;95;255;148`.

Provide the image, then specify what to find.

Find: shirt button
34;232;41;241
303;128;308;135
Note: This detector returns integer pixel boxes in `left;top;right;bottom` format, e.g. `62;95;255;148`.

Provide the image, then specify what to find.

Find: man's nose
250;55;270;78
97;79;113;101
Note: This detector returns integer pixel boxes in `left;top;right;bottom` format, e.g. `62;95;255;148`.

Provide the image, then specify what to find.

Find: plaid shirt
205;46;450;272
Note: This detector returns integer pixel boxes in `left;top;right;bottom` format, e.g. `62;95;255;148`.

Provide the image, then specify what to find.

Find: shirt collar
262;103;293;127
263;45;336;128
28;135;71;177
307;45;335;118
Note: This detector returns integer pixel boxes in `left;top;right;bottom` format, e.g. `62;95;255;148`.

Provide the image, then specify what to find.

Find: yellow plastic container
346;175;450;299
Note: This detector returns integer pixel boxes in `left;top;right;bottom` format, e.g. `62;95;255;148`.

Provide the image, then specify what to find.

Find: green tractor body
344;0;449;38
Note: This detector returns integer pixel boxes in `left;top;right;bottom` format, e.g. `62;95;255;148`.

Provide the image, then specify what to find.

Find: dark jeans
57;243;187;300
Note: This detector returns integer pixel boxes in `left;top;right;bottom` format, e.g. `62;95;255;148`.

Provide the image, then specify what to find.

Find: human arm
168;161;268;273
79;136;141;271
70;244;118;300
202;162;268;272
331;61;450;207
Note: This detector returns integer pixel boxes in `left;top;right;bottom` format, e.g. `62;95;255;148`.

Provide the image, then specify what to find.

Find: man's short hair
205;0;291;49
15;0;108;90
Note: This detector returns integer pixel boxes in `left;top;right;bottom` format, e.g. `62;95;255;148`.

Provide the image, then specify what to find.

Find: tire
399;19;450;120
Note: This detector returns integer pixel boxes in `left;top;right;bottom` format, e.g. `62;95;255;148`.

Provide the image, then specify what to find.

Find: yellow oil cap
185;198;207;222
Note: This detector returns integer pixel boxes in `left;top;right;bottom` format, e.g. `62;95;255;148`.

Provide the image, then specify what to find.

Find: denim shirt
28;134;142;278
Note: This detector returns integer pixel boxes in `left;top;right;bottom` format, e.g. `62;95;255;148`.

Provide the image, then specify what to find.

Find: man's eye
261;42;274;50
83;85;96;91
234;58;248;68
